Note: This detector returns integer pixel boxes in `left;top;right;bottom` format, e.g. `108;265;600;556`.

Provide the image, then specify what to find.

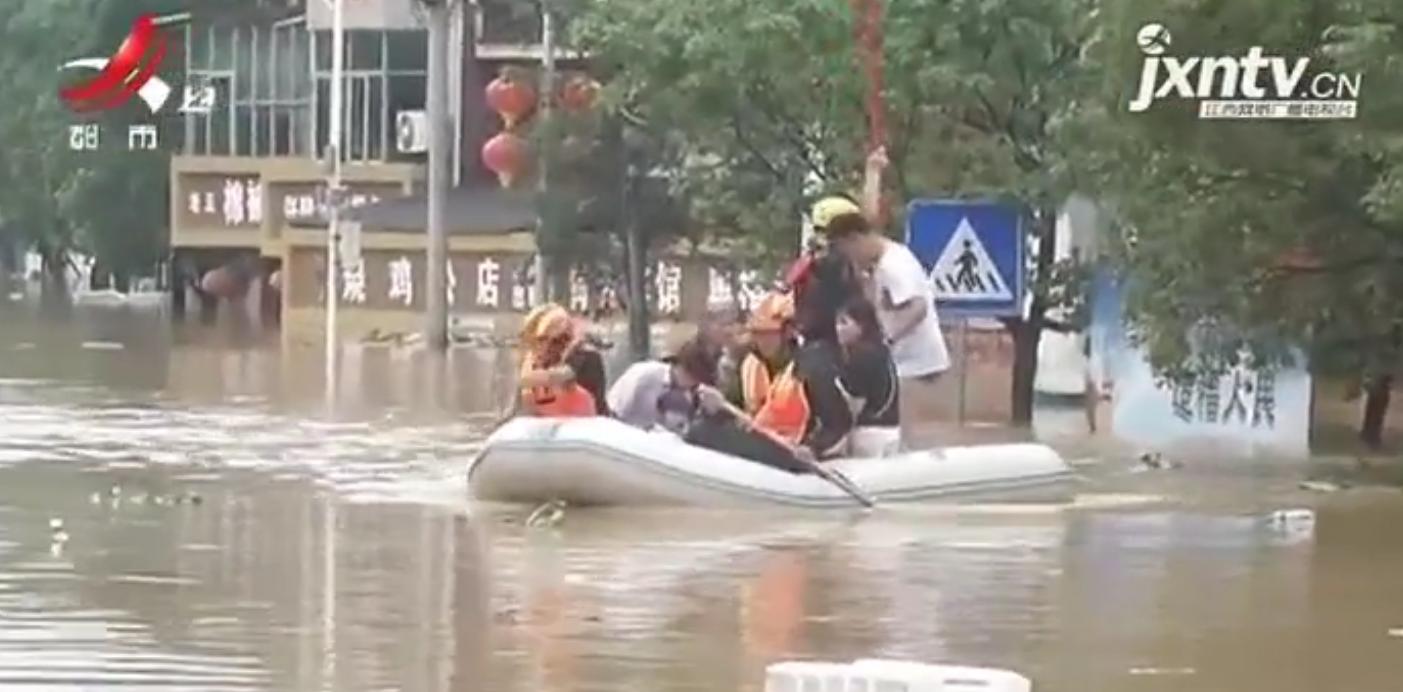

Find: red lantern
559;74;600;112
485;73;536;129
482;132;528;187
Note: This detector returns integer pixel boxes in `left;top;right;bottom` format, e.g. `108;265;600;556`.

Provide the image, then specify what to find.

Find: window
312;28;426;164
184;20;313;157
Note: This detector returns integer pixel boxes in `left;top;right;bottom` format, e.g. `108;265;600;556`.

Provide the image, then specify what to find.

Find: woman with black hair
835;297;901;456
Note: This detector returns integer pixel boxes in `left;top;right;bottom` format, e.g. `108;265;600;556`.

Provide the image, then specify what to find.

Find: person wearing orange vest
517;303;609;418
736;293;798;415
752;335;856;460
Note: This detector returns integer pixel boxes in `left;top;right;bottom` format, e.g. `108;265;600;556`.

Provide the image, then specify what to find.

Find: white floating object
1388;628;1403;639
1266;508;1316;526
764;662;858;692
51;530;69;544
89;492;102;505
81;341;125;351
1128;667;1196;676
49;518;64;530
852;660;1032;692
765;660;1033;692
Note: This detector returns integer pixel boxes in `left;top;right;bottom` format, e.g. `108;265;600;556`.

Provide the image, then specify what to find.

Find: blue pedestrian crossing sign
905;200;1024;317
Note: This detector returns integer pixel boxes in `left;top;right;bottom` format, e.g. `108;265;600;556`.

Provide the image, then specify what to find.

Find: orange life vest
739;352;776;415
519;351;598;418
753;364;810;446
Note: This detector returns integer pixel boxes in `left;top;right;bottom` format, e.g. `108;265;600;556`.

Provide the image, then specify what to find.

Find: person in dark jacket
836;297;901;456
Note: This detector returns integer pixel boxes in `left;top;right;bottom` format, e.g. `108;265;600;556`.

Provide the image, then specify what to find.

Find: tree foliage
573;0;1104;422
0;0;183;291
1078;0;1403;387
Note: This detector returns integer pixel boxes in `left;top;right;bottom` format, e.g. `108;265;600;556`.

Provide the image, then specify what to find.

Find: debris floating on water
80;341;125;351
1136;451;1180;470
49;518;64;531
1388;628;1403;639
1266;508;1316;527
1128;667;1196;676
88;492;102;505
526;499;567;528
1299;480;1344;493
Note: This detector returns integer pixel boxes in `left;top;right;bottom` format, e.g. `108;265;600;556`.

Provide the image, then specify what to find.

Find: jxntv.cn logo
58;13;215;152
1128;23;1362;120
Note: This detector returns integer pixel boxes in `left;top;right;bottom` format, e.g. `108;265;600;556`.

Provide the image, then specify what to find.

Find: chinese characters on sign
183;176;261;228
477;257;500;308
127;125;158;150
278;185;386;224
341;258;367;304
707;268;734;309
654;261;682;316
388;256;414;306
69;124;100;151
1163;365;1278;428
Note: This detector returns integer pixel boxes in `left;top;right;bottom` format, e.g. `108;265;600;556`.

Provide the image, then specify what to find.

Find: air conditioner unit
396;110;428;154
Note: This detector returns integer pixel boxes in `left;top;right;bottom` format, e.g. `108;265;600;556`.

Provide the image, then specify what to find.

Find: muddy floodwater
2;301;1402;692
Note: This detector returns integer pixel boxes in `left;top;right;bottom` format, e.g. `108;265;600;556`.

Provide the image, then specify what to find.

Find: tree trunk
1006;208;1057;426
1360;374;1393;449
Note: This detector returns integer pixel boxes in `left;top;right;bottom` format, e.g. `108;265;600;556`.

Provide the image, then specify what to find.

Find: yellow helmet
810;196;863;235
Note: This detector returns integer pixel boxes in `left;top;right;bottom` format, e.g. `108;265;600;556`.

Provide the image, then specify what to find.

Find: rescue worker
736;293;798;415
752;336;857;461
517;303;609;417
784;224;864;345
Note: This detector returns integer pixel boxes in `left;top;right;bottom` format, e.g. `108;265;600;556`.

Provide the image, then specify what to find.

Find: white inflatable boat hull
468;418;1076;508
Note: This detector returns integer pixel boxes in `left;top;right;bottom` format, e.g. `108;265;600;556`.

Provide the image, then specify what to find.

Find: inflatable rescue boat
468;417;1077;508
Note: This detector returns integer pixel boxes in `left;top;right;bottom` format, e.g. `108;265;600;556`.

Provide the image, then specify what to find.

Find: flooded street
3;303;1403;691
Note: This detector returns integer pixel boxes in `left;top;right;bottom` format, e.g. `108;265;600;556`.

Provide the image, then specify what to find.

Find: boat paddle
707;394;876;509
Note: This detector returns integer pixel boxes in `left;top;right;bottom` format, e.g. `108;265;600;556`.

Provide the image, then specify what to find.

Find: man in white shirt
811;147;951;446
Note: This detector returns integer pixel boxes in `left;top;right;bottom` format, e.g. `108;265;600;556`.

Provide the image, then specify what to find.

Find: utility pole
324;0;345;408
533;2;556;302
424;0;453;351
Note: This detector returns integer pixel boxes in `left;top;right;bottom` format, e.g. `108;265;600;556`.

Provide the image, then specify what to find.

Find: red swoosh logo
60;13;167;112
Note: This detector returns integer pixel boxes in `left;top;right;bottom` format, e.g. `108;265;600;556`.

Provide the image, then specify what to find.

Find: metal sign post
957;318;969;425
324;0;345;410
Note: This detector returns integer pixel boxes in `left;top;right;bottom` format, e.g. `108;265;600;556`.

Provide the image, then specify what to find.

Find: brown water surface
2;300;1401;691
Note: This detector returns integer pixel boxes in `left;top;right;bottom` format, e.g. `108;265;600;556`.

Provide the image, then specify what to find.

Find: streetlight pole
325;0;345;408
424;0;452;350
533;3;555;303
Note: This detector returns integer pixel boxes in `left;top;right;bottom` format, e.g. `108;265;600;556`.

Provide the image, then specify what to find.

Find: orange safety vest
753;364;810;446
519;351;598;418
739;352;776;416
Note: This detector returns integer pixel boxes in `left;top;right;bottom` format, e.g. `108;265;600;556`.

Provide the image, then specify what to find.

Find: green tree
1078;0;1403;446
574;0;1103;423
0;0;183;304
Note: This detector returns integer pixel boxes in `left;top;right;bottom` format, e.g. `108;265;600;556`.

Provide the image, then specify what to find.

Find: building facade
168;0;749;353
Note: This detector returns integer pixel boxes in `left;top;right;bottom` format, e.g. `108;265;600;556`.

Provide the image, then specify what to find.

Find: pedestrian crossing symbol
905;199;1024;317
927;217;1013;300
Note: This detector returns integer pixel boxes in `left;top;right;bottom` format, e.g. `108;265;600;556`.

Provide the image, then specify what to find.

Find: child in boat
517;303;609;417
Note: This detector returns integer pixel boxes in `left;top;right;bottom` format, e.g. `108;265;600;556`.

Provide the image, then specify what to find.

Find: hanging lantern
485;73;536;129
559;74;600;112
482;132;528;187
